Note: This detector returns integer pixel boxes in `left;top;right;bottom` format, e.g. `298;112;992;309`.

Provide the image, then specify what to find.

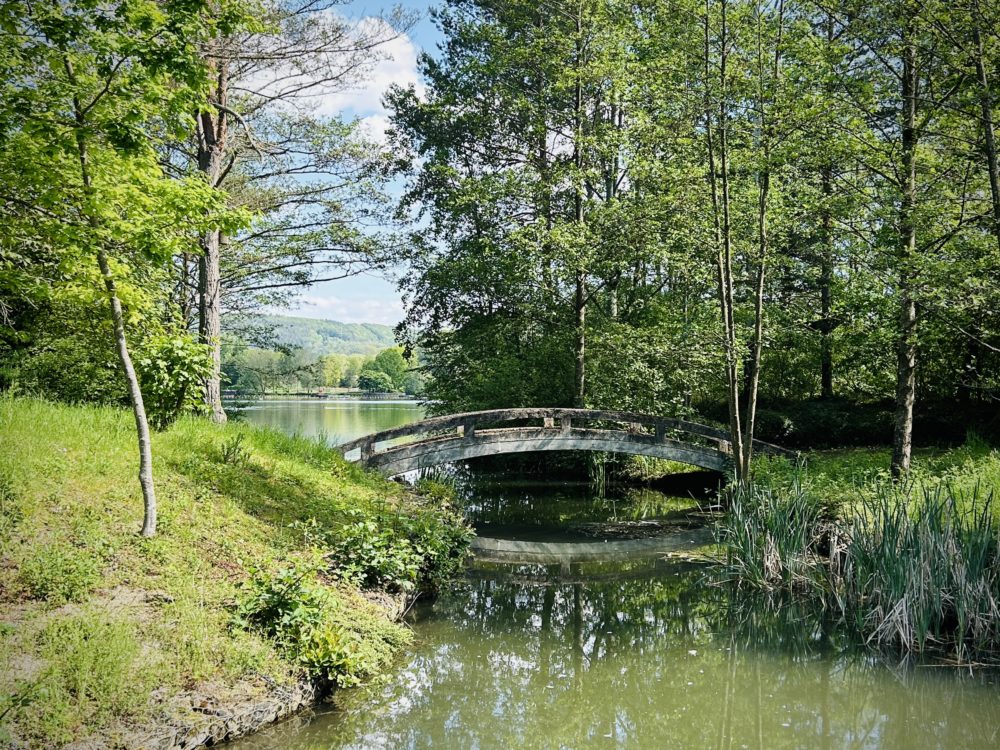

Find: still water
231;398;424;445
234;400;1000;750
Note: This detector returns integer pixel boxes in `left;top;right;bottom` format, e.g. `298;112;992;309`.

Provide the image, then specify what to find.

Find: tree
176;0;413;421
373;347;408;389
1;0;238;535
358;370;395;393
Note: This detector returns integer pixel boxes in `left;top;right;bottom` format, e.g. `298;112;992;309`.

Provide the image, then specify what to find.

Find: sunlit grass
0;396;419;746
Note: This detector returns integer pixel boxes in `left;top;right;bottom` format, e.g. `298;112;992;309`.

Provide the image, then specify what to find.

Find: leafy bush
327;505;473;593
19;542;101;603
328;515;424;591
235;556;408;687
135;332;213;430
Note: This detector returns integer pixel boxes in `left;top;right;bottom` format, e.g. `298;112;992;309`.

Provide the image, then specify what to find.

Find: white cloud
311;17;424;128
286;291;405;326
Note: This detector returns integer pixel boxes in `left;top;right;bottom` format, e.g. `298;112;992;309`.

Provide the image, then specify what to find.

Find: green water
234;402;1000;750
232;398;424;445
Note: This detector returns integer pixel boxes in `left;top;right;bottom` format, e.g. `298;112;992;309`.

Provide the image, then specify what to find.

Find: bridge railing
336;408;796;463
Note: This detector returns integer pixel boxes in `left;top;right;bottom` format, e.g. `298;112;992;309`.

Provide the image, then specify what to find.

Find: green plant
19;542;101;604
235;556;403;686
135;332;214;430
843;484;999;657
220;432;251;466
20;613;149;743
0;472;23;550
717;467;1000;660
327;506;473;593
716;478;829;591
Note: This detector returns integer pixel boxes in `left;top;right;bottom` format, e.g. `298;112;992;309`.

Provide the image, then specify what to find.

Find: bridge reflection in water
337;408;794;477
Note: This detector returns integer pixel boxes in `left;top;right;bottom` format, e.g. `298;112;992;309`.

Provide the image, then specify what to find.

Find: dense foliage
388;0;1000;475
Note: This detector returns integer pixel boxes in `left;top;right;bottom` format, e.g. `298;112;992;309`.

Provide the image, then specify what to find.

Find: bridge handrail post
463;418;476;439
360;438;375;462
560;416;572;434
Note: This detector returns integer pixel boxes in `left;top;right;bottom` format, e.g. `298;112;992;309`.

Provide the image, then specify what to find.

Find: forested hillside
259;316;396;356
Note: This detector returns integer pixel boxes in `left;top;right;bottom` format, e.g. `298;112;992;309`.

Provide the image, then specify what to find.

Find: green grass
0;396;460;747
753;435;1000;517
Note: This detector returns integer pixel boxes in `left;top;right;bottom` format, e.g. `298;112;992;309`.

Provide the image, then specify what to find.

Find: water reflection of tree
317;567;1000;750
459;477;699;530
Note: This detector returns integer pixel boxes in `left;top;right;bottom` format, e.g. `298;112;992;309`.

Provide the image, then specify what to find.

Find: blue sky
282;1;440;326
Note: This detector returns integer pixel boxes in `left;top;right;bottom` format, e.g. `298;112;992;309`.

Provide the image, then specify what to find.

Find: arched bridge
336;408;795;477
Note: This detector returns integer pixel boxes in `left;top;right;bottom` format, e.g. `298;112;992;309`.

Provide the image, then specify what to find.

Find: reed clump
718;478;1000;660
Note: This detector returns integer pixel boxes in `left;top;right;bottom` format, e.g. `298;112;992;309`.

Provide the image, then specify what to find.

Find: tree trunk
820;163;835;398
891;30;919;479
705;0;746;481
199;229;226;422
66;53;157;535
572;3;586;409
98;248;158;536
972;18;1000;252
196;54;230;424
574;269;587;407
741;0;782;473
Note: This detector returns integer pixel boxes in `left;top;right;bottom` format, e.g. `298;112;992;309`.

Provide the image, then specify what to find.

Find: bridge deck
337;408;795;477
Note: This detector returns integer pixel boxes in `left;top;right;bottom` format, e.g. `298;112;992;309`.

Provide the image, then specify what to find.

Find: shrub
135;332;213;430
235;556;408;687
327;505;473;593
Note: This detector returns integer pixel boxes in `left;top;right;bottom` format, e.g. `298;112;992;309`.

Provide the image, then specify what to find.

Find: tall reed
717;475;1000;660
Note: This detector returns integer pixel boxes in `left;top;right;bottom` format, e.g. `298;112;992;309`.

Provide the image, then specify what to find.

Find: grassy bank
718;439;1000;661
0;397;471;748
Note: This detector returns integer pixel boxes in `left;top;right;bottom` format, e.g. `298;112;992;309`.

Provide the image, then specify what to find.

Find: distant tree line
222;345;424;395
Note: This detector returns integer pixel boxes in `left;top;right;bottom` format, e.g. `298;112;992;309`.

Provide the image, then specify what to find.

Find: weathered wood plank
335;408;796;459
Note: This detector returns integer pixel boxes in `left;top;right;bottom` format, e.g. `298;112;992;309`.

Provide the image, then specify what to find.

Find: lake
232;397;425;445
232;399;1000;750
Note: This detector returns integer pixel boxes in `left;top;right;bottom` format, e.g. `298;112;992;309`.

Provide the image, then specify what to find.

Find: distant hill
261;315;396;356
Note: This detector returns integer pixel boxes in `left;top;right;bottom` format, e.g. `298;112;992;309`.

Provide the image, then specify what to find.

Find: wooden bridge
336;408;795;477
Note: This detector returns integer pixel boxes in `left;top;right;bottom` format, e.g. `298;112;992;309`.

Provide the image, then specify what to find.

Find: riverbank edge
92;590;409;750
0;398;464;749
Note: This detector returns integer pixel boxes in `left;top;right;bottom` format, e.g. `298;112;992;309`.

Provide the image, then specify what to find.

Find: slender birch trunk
65;56;157;536
891;26;919;478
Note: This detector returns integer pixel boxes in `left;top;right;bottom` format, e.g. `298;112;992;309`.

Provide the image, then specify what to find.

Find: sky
281;1;440;326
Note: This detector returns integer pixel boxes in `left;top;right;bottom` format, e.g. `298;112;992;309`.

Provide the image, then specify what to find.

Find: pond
230;397;424;445
233;399;1000;750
